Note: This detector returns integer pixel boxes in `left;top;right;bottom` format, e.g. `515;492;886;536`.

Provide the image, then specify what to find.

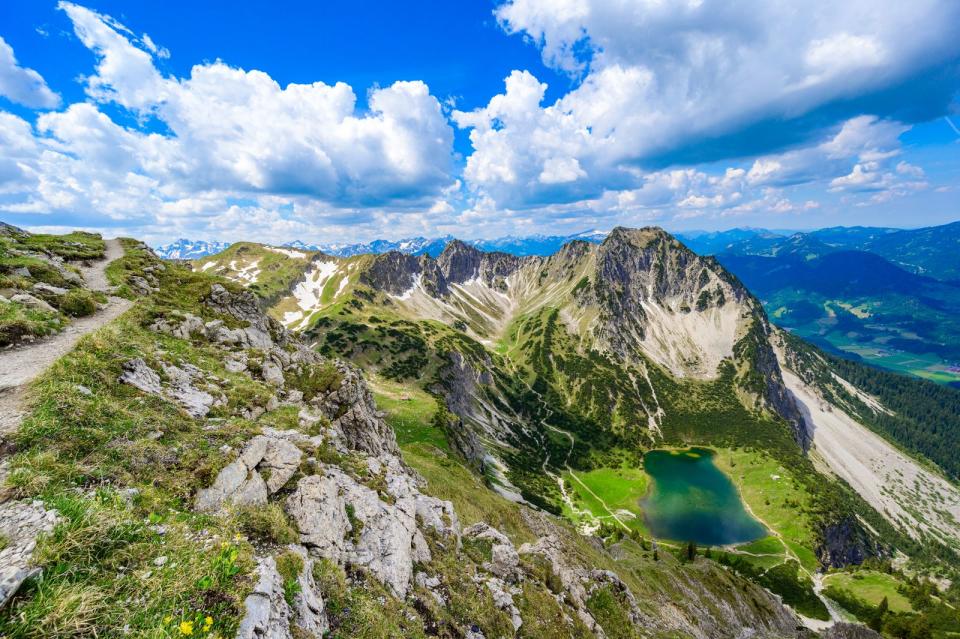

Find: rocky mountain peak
437;240;529;288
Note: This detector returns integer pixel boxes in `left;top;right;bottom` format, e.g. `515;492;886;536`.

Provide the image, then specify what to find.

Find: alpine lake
641;447;767;545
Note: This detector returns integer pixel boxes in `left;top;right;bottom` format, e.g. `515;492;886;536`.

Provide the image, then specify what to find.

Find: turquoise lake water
641;447;767;545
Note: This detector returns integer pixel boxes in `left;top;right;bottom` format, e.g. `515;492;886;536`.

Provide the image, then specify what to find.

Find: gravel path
0;239;132;436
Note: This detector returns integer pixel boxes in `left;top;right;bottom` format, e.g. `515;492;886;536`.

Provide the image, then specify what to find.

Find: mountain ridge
4;224;960;636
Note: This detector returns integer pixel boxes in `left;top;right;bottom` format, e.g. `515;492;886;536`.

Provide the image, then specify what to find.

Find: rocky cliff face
587;228;809;445
435;240;530;289
361;240;531;298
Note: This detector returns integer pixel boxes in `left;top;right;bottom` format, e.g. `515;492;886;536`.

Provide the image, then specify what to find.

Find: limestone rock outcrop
0;500;60;608
195;433;303;513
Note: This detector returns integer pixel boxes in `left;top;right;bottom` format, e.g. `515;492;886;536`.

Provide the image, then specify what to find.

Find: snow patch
265;246;308;258
227;259;262;286
281;260;342;328
393;273;423;301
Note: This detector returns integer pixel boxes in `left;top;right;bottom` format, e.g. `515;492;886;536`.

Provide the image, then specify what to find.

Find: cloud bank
0;0;958;242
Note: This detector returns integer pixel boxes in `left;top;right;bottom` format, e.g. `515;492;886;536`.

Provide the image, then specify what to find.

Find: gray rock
484;577;522;631
287;545;329;637
32;282;68;296
12;266;30;278
150;313;204;340
518;534;600;632
260;437;303;493
261;361;285;387
236;556;292;639
195;434;302;512
161;362;216;418
0;500;60;608
464;523;520;582
10;293;56;314
286;467;421;598
224;354;248;373
118;358;163;395
317;363;398;456
129;275;158;295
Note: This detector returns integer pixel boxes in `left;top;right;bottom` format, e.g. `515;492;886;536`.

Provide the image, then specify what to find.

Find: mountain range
164;220;960;386
155;230;611;261
4;222;960;637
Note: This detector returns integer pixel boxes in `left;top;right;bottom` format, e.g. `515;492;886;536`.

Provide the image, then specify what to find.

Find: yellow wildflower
163;615;173;625
203;616;213;630
179;620;194;635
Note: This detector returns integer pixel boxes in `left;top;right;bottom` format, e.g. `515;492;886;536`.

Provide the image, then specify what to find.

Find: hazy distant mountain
154;238;232;260
674;228;789;255
809;221;960;282
711;221;960;283
156;230;610;260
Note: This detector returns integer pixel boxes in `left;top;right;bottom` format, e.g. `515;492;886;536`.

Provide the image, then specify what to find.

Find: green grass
562;463;650;535
369;377;448;451
194;242;316;303
823;570;913;613
713;448;818;570
57;288;99;317
18;231;105;261
0;300;63;346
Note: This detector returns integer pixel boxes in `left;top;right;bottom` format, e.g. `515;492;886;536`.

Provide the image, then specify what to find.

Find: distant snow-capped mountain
154;239;232;260
154;231;611;260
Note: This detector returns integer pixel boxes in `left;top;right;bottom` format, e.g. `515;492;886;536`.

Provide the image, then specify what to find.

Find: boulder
261;360;285;387
195;434;303;512
236;556;292;639
31;282;68;296
161;362;216;418
286;467;423;597
464;523;520;582
118;358;163;395
0;500;60;608
10;293;56;314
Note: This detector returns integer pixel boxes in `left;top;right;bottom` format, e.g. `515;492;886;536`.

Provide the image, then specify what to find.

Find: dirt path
732;475;842;629
522;374;632;534
0;239;132;436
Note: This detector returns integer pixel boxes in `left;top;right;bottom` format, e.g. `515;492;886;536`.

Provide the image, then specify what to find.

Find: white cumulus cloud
0;36;60;109
0;3;458;243
455;0;960;212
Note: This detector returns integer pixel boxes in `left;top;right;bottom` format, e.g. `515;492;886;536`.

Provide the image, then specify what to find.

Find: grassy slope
0;230;106;345
1;242;271;637
823;571;914;613
193;242;316;303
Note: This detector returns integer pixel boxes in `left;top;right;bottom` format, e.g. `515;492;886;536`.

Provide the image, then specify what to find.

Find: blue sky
0;1;958;244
